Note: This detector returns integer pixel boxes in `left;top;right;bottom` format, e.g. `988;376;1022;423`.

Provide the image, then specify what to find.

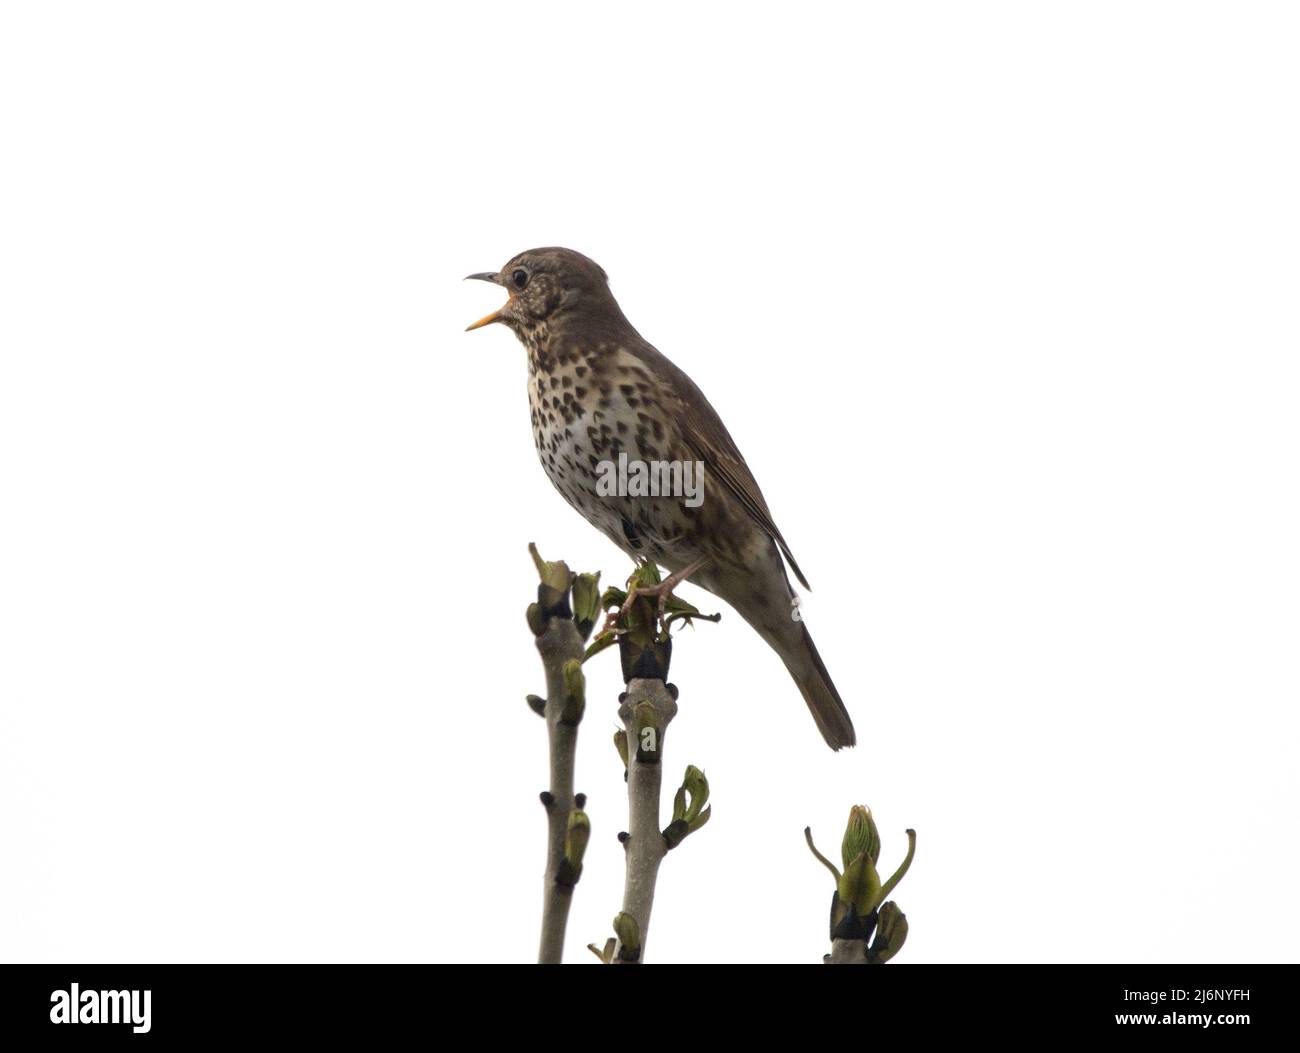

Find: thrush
466;248;856;750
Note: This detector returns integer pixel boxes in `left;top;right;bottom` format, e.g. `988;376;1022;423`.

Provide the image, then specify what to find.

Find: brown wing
679;415;811;590
627;340;812;591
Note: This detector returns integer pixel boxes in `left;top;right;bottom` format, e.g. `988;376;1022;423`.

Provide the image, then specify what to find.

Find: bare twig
535;616;585;963
527;544;595;965
613;677;678;963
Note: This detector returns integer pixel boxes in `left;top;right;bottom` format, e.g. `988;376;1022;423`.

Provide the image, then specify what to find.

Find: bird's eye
511;268;529;290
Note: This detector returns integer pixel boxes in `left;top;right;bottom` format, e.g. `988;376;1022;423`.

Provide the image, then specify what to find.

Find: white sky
2;2;1297;963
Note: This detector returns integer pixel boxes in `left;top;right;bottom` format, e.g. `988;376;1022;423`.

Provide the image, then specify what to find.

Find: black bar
0;964;1287;1041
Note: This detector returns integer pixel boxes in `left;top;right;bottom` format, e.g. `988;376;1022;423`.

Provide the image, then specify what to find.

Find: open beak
465;271;507;331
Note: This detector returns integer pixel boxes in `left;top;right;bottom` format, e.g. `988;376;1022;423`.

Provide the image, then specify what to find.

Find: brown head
464;247;618;338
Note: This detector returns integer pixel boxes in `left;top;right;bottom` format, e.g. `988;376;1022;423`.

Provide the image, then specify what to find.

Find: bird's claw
595;559;716;641
654;591;673;636
598;580;675;639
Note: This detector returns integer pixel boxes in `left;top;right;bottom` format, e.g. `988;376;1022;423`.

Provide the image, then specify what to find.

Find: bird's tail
786;623;857;750
701;546;856;751
755;616;857;751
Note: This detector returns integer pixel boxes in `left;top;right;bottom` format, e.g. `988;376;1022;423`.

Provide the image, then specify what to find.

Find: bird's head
465;247;612;336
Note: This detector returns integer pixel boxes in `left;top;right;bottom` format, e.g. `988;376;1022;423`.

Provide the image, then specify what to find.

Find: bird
465;248;855;750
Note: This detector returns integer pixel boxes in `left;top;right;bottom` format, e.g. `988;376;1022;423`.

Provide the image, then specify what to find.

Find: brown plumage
466;247;855;750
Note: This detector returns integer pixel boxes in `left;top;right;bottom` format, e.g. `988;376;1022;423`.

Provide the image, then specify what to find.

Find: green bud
529;542;571;591
564;810;590;869
599;585;628;613
555;808;590;887
560;658;585;725
613;727;629;769
870;901;908;963
837;853;882;918
571;572;602;639
629;562;662;590
664;766;711;849
613;912;641;962
842;805;881;869
666;779;690;849
681;765;709;823
672;784;688;823
526;602;545;636
529;543;572;617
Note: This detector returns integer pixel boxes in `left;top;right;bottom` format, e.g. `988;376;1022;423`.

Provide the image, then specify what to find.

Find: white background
2;2;1297;964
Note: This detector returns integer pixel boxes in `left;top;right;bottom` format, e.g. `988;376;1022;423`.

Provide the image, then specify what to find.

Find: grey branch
613;677;678;963
828;938;870;964
535;615;585;963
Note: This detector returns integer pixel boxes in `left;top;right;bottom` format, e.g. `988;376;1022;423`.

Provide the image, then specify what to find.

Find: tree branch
614;677;678;963
829;938;870;964
526;545;599;965
535;615;585;963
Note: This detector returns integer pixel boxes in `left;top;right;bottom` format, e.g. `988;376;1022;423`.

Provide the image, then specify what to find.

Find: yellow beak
465;308;503;332
465;270;508;332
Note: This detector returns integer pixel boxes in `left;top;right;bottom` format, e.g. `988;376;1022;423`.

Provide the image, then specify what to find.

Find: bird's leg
600;557;653;636
622;556;711;636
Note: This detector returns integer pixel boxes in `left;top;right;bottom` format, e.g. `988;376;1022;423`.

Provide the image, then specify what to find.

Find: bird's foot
626;557;713;636
593;558;717;642
598;583;659;636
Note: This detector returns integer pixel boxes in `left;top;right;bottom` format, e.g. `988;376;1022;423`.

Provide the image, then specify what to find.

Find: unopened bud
870;901;908;963
562;810;590;873
560;659;585;725
841;805;881;869
526;602;545;636
613;912;641;962
529;543;572;618
572;572;602;639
